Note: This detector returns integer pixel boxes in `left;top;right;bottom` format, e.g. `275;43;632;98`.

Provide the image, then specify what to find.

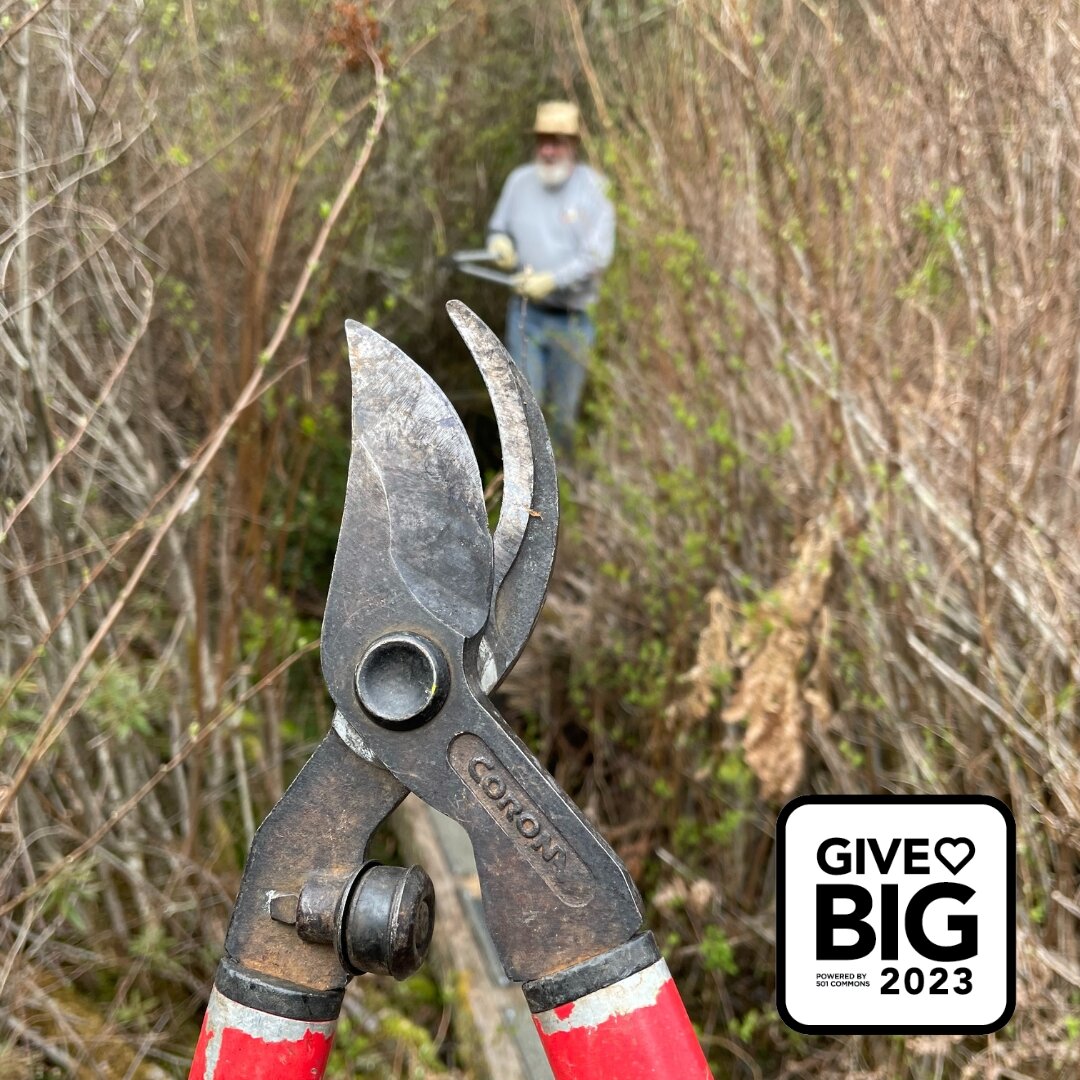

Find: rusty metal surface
221;731;406;991
324;307;641;982
221;303;641;998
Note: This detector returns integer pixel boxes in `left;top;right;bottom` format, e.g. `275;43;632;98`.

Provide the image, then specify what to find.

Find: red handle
532;958;713;1080
191;955;710;1080
189;986;336;1080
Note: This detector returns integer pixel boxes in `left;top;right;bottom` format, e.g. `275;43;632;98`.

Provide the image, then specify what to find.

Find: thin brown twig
1;301;150;542
0;0;57;51
0;55;390;823
0;640;320;919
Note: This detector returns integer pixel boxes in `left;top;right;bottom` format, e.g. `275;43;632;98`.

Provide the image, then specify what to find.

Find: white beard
536;159;573;189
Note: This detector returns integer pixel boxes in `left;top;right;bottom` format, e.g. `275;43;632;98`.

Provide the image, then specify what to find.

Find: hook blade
445;301;559;691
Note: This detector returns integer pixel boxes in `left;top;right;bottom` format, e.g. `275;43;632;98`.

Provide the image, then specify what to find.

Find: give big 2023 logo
776;796;1015;1034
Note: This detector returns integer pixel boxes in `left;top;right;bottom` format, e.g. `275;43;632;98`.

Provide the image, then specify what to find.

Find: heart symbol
935;837;975;875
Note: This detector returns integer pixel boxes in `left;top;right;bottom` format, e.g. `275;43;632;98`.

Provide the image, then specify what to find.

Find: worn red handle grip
189;987;336;1080
532;958;713;1080
191;956;710;1080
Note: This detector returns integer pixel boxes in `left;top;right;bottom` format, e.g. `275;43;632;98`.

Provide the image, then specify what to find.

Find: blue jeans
505;299;594;454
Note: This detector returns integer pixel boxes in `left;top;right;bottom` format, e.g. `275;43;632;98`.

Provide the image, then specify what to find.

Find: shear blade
344;320;493;638
446;300;532;592
445;302;559;691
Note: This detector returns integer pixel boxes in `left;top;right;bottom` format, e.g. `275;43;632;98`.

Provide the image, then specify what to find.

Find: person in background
486;101;615;454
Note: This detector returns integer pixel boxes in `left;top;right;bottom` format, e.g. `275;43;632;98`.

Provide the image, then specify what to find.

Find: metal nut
354;633;449;729
341;863;436;980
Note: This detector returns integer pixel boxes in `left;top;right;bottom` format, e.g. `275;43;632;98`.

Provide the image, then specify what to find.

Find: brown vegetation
515;1;1080;1076
2;0;1078;1077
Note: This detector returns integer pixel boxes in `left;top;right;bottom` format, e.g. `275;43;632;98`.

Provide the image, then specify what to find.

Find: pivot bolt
340;864;435;980
355;633;449;729
283;863;436;982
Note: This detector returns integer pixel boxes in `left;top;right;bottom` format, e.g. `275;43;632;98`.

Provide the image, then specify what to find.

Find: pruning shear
189;302;712;1080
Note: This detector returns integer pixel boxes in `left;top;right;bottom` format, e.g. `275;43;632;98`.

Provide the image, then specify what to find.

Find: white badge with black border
776;795;1015;1034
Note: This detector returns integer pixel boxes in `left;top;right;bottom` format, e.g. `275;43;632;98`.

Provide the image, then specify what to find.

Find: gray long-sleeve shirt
487;162;615;310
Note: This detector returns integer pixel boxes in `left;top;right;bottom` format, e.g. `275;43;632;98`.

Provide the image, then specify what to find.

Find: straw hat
532;101;580;138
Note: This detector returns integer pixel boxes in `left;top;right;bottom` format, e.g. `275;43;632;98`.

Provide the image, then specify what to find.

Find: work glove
487;233;517;270
512;269;558;302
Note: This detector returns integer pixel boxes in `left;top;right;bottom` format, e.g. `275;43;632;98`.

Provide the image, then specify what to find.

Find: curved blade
446;300;533;594
479;361;558;691
443;302;559;692
343;320;492;637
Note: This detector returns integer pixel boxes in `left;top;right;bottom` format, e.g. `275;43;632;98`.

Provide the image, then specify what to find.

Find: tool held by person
188;302;713;1080
444;247;519;287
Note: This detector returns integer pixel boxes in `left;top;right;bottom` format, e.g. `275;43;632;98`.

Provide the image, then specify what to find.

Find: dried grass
666;587;733;728
664;515;838;801
524;0;1080;1075
5;0;1080;1075
722;515;837;801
